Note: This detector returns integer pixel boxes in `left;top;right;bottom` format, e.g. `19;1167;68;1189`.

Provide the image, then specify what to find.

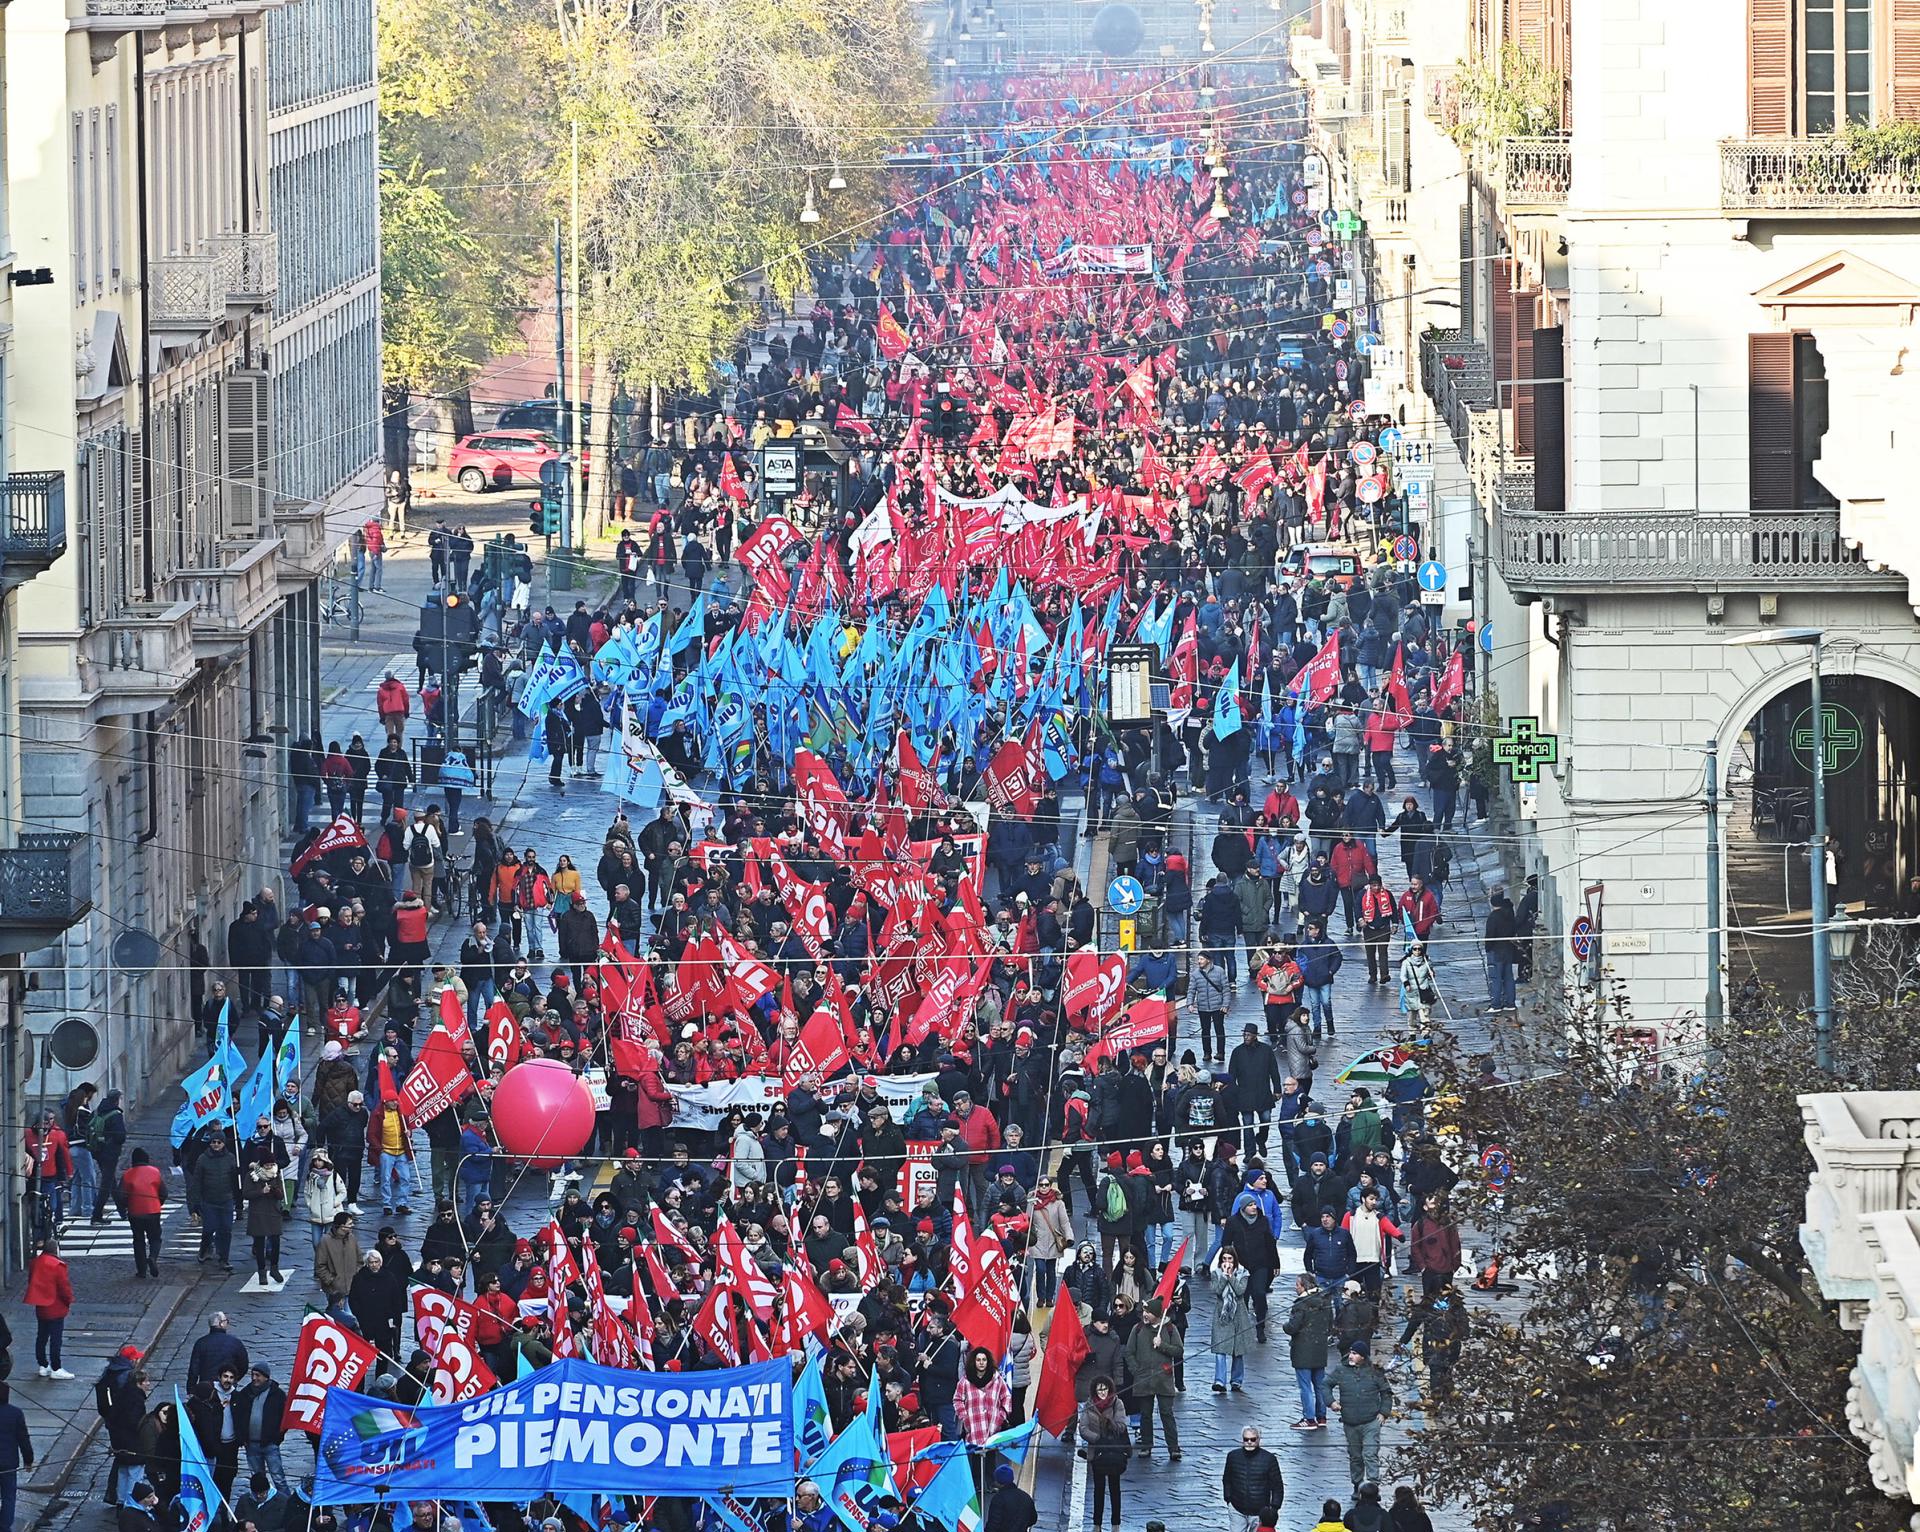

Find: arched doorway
1726;674;1920;1000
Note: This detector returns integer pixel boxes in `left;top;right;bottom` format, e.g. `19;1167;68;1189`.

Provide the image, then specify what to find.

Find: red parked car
445;430;561;493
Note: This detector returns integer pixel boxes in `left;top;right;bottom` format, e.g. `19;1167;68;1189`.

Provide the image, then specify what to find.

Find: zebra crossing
53;1210;210;1263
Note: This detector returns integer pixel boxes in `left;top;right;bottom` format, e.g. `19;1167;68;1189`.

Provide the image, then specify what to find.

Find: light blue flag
1213;659;1243;740
809;1414;897;1532
1292;695;1310;764
862;1365;884;1442
593;628;643;688
174;1055;231;1148
700;1496;774;1532
175;1388;222;1532
1259;673;1276;750
792;1350;833;1469
910;1442;981;1532
980;1418;1041;1463
668;594;707;657
274;1024;301;1096
233;1048;276;1136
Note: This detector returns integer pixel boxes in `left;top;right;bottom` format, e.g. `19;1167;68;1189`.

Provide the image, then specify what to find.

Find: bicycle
440;857;472;921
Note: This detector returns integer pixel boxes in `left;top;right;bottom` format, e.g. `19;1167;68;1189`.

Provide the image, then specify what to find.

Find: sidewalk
1032;733;1511;1532
26;490;632;1532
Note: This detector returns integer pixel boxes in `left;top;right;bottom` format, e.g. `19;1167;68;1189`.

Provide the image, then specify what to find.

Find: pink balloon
492;1058;596;1169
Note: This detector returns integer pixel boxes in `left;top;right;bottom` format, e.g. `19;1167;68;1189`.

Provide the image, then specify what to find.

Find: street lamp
1726;627;1833;1072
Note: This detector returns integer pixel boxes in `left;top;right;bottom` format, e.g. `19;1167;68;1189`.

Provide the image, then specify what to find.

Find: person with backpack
1095;1153;1134;1273
86;1092;127;1231
96;1349;148;1506
403;809;443;903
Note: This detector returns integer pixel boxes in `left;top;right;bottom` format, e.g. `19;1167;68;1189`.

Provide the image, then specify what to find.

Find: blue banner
310;1357;793;1504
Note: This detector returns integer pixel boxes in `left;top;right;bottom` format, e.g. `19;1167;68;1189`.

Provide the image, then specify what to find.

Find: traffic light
412;594;481;677
530;459;564;537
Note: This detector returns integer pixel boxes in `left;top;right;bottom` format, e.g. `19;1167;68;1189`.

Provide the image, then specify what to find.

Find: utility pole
551;217;574;592
570;119;585;547
1704;737;1722;1038
1809;640;1833;1073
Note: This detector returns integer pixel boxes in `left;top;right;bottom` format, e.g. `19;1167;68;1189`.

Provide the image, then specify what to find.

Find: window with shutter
1490;257;1515;395
1894;0;1920;118
124;428;148;603
221;369;272;535
1385;86;1410;192
1509;0;1548;65
1749;333;1797;510
1458;201;1475;335
1749;0;1794;133
1513;290;1537;453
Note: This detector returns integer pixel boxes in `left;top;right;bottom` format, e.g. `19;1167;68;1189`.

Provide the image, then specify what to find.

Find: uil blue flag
309;1357;793;1504
176;1388;222;1532
1212;659;1243;740
792;1351;832;1469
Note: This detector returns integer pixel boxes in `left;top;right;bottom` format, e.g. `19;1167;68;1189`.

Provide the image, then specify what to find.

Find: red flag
691;1284;743;1366
717;454;751;506
717;930;778;1013
282;1311;377;1434
852;1201;884;1290
1387;643;1413;716
1289;632;1343;706
1083;996;1175;1072
792;748;850;861
981;737;1040;817
1063;951;1127;1027
1186;441;1226;489
778;1263;836;1352
436;985;473;1054
736;515;800;590
1432;649;1466;712
290;814;368;879
398;1027;475;1129
894;731;946;813
484;999;523;1072
712;1217;779;1322
1234;450;1276;500
770;851;834;959
650;1207;699;1261
782;1010;853;1090
951;1234;1018;1356
1154;1240;1189;1308
834;404;876;439
1034;1280;1091;1436
1167;613;1199;722
876;307;911;360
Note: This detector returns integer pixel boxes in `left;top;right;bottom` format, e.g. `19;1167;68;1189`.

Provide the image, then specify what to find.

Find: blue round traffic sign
1417;560;1448;593
1568;915;1596;962
1107;875;1145;916
1480;622;1495;655
1331;320;1350;340
1391;534;1419;562
1377;426;1402;453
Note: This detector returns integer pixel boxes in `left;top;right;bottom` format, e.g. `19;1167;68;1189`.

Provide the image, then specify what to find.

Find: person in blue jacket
1295;917;1345;1040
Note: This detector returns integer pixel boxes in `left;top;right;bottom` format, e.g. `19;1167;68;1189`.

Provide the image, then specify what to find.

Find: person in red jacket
1400;875;1441;942
375;672;410;747
634;1043;675;1160
25;1111;72;1229
952;1091;1001;1229
22;1239;73;1378
117;1148;168;1279
469;1269;519;1380
1328;831;1377;936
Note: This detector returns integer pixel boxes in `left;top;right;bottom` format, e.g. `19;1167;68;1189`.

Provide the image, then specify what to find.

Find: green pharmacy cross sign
1791;702;1863;774
1492;716;1559;784
1332;209;1363;240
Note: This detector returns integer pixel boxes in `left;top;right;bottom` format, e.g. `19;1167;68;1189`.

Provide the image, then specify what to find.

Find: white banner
666;1071;939;1131
1041;242;1156;277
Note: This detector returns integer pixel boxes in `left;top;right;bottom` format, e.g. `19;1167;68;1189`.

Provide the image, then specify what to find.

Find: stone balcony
80;0;288;29
1722;136;1920;217
1801;1093;1920;1328
1495;507;1907;599
1800;1091;1920;1509
272;498;332;586
1500;134;1572;212
0;833;93;957
173;537;279;656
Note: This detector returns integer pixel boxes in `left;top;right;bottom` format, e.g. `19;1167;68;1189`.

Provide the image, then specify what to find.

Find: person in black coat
983;1463;1036;1532
0;1383;32;1532
347;1249;407;1370
1225;1025;1283;1159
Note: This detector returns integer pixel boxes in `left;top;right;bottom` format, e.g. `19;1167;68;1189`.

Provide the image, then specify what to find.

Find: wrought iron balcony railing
1;472;66;583
1501;134;1572;210
1721;137;1920;214
1496;507;1907;594
0;833;92;938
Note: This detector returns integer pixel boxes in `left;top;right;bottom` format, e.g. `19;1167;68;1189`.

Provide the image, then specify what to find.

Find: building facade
1304;0;1920;1042
3;0;377;1107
